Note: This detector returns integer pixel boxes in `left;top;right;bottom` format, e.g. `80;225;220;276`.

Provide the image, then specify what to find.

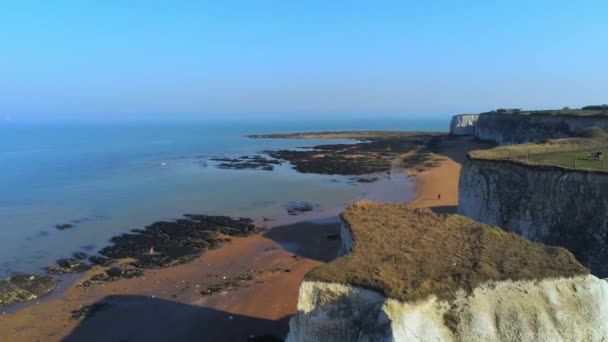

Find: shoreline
0;135;481;341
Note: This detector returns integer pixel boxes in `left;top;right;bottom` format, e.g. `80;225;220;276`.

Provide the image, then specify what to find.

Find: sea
0;117;447;277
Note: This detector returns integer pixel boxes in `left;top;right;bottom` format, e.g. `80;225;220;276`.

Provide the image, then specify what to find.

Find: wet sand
0;136;481;342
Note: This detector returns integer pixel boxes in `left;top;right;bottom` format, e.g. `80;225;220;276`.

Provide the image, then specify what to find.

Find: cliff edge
459;139;608;277
286;202;608;341
475;109;608;145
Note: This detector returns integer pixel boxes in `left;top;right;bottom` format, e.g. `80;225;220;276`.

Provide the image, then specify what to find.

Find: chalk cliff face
287;277;608;341
475;113;608;144
449;114;479;136
337;222;353;257
459;158;608;277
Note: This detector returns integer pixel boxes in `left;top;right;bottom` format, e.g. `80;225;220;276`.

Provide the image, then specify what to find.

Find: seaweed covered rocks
70;302;110;320
0;274;57;306
99;214;262;269
45;258;92;275
78;266;145;288
261;133;438;175
267;149;391;175
209;155;281;171
208;131;443;176
88;255;115;267
55;223;74;230
283;201;318;216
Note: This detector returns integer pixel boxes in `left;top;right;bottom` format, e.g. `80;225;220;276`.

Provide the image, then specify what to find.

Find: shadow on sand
431;136;496;164
62;295;287;342
263;217;342;262
429;205;458;214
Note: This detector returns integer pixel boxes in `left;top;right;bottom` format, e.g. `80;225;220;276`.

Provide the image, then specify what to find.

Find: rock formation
286;202;608;342
0;274;57;306
475;112;608;145
459;148;608;277
449;114;479;136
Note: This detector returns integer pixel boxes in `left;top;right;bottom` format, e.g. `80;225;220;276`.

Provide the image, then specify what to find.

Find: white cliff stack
449;114;479;136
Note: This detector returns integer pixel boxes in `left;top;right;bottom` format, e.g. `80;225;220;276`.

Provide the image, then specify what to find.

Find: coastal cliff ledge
474;108;608;145
460;138;608;277
286;202;608;341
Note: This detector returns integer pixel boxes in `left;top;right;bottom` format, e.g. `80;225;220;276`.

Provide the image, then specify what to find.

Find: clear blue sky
1;1;607;120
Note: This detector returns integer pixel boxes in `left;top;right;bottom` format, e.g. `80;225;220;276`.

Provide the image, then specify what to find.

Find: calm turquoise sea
0;117;447;276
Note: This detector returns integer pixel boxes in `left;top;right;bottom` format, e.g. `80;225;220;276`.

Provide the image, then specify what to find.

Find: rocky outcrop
287;203;607;341
459;158;608;277
0;274;57;306
449;114;479;136
288;276;608;342
475;113;608;145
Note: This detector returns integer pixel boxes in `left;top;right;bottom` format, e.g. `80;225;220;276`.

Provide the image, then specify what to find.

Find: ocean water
0;117;447;276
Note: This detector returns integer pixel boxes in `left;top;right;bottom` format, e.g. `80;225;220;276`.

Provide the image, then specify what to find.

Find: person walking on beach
438;193;441;200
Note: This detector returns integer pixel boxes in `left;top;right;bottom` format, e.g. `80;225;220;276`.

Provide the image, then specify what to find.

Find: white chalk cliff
449;114;479;136
475;112;608;145
458;157;608;277
287;276;608;342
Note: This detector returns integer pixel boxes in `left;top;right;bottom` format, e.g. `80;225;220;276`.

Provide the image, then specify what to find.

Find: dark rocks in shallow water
79;266;144;288
283;202;318;216
105;266;144;279
354;176;379;183
0;274;57;306
71;302;110;320
210;155;281;171
88;255;115;267
260;136;429;175
73;252;88;260
55;223;74;230
57;258;86;269
267;149;391;175
99;215;261;269
46;258;91;275
130;246;202;269
81;244;96;252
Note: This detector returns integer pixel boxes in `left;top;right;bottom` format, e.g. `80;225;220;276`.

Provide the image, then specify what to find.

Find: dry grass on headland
307;202;588;302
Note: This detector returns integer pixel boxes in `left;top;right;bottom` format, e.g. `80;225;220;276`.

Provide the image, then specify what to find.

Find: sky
1;0;607;121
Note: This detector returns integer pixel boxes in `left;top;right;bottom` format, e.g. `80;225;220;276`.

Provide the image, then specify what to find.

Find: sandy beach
0;136;485;342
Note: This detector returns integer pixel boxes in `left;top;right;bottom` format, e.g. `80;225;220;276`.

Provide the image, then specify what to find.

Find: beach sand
0;136;486;342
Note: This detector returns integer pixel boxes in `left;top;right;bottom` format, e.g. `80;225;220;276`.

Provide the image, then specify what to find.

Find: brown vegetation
307;202;588;302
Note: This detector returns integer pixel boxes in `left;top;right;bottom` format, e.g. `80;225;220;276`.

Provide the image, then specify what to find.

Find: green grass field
469;138;608;172
527;149;608;170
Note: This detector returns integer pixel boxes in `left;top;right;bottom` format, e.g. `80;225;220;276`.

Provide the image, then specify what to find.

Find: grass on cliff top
469;137;608;171
306;202;588;302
